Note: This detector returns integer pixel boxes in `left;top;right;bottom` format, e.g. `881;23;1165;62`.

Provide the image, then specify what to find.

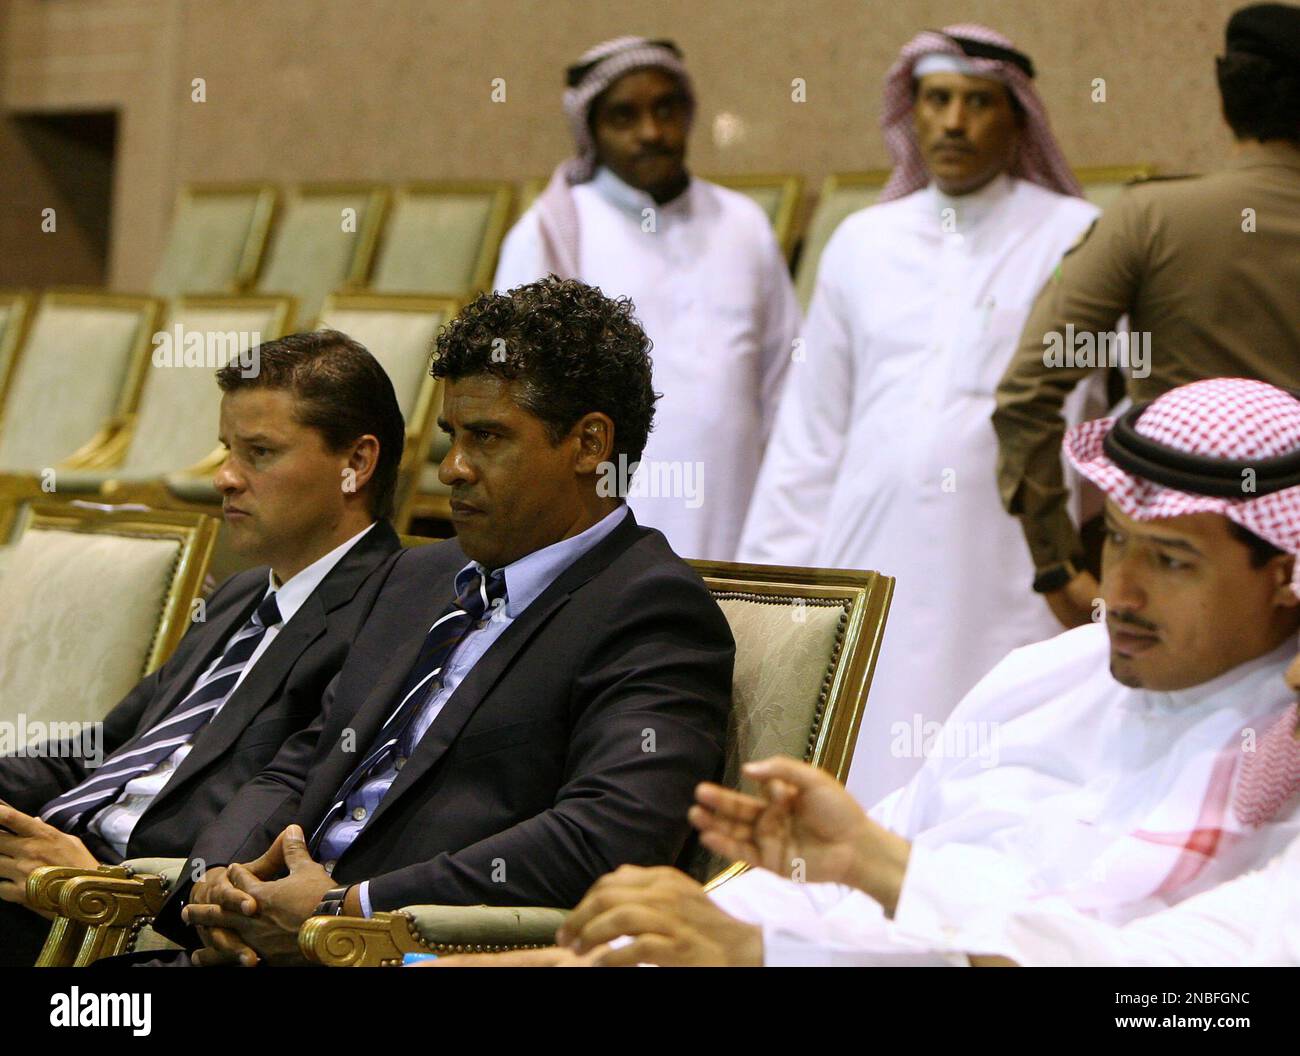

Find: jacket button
352;806;367;822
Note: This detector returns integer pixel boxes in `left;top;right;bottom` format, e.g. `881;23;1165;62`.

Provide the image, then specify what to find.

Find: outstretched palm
690;756;872;886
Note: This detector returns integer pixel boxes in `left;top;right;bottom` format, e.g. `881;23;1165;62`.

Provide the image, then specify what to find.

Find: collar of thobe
1226;139;1300;174
589;165;694;218
922;171;1014;234
1118;634;1295;719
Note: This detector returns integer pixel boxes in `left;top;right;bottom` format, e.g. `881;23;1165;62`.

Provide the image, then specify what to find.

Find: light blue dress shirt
315;505;629;915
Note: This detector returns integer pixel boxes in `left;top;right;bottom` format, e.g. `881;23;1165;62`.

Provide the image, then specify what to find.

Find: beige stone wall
2;0;1245;290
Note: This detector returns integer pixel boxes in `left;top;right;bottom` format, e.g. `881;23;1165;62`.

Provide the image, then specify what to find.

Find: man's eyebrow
438;418;511;433
1105;514;1203;556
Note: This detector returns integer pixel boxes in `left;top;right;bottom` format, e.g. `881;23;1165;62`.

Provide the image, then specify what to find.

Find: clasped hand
183;824;336;967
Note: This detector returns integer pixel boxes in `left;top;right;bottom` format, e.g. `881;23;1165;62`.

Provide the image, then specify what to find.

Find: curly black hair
430;276;657;464
1217;50;1300;143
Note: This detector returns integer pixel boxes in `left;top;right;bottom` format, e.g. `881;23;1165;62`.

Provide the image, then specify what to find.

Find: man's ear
573;413;615;474
345;434;381;500
1271;554;1299;607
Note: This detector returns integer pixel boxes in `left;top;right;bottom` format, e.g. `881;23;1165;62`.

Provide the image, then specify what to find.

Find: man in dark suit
0;330;403;965
172;277;734;966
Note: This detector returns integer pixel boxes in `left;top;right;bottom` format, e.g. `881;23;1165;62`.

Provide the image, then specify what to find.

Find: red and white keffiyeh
1065;377;1300;826
878;24;1082;203
533;36;695;280
1064;377;1300;589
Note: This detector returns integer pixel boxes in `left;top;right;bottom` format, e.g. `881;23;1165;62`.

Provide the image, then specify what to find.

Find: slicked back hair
216;329;405;520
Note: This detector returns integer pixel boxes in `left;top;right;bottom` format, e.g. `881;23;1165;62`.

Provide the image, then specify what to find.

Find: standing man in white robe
533;380;1300;967
737;25;1102;806
494;36;800;561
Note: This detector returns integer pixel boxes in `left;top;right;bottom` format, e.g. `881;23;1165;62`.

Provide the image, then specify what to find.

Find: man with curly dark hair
155;277;734;967
995;1;1300;629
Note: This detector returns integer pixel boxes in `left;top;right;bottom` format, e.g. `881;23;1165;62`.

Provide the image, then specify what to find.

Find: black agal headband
945;34;1036;79
1102;399;1300;499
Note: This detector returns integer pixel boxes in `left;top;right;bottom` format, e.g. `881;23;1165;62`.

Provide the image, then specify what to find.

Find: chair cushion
316;308;447;422
371;194;495;295
0;528;181;729
687;592;847;881
0;304;147;473
123;306;277;476
258;193;378;324
153;194;261;297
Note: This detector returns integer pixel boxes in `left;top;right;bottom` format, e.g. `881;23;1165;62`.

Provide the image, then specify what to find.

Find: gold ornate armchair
0;291;163;500
0;502;218;734
299;559;894;965
48;295;295;508
314;293;461;530
151;182;277;298
254;183;389;327
709;173;805;262
35;560;893;967
792;170;891;311
367;181;513;299
1074;164;1159;211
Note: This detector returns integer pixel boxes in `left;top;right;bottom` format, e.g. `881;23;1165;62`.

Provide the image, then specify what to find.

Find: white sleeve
735;229;855;565
492;209;548;291
754;230;802;444
990;859;1279;967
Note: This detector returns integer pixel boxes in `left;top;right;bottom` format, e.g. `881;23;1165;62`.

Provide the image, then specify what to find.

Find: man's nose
213;455;241;495
438;443;474;488
635;111;665;144
1102;556;1146;616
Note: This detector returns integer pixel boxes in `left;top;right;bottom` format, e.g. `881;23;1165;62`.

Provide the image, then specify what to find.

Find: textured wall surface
2;0;1244;289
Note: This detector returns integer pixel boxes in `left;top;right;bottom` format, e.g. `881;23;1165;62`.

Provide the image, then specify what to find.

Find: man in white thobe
527;380;1300;968
494;36;799;561
737;25;1102;805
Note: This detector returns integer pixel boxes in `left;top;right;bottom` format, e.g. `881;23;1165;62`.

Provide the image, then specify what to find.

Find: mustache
1108;611;1159;634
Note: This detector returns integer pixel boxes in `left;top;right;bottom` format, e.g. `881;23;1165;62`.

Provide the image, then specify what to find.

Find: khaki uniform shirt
994;141;1300;573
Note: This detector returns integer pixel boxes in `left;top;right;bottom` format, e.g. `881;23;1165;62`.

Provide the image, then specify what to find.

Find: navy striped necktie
41;592;283;832
308;567;506;851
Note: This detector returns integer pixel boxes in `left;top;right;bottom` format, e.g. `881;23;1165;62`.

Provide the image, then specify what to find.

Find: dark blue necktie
308;568;506;851
42;592;283;832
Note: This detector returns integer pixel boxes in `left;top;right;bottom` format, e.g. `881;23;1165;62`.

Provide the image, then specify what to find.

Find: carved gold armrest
56;865;173;965
300;905;570;967
26;865;119;967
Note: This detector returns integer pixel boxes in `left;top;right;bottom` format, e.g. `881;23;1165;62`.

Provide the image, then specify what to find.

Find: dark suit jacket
0;521;400;863
160;509;731;939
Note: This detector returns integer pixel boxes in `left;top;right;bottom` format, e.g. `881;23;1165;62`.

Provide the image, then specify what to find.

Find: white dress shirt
707;624;1300;966
87;523;376;859
737;175;1104;806
494;168;801;561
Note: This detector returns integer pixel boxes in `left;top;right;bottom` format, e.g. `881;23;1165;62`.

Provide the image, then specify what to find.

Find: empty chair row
0;290;462;530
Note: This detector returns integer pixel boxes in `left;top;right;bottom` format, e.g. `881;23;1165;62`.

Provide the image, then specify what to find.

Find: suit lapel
352;511;645;840
142;521;401;819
